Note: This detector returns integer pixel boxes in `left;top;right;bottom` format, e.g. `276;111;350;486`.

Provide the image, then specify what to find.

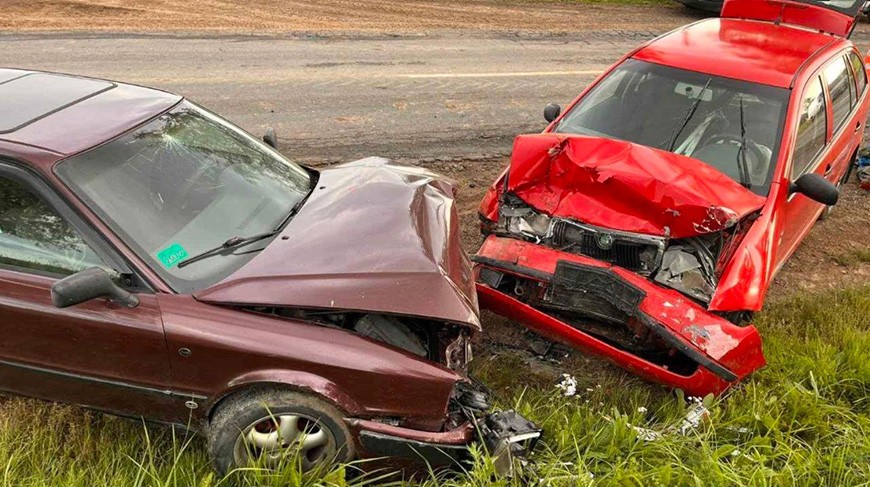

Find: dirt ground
0;0;698;35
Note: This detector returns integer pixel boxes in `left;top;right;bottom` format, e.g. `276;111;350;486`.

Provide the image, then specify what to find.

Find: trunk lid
505;134;766;239
721;0;863;37
194;158;481;330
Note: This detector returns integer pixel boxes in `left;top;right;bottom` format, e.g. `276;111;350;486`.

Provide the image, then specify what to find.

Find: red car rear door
778;52;866;267
0;163;184;421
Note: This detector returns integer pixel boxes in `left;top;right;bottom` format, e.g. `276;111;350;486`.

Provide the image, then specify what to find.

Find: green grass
832;248;870;267
0;285;868;486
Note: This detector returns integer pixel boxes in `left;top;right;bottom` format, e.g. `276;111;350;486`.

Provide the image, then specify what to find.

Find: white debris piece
556;374;578;397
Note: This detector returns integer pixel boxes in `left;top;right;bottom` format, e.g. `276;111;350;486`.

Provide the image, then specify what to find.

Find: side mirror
789;173;839;206
51;267;139;309
263;127;278;148
544;103;561;123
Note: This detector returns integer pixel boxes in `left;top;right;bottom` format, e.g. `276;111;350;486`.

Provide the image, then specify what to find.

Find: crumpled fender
710;183;783;312
475;235;766;396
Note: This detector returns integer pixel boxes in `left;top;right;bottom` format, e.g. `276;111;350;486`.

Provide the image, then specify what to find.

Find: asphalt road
0;33;644;163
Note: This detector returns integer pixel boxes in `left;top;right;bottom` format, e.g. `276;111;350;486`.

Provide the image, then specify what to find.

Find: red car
475;0;869;396
0;69;539;476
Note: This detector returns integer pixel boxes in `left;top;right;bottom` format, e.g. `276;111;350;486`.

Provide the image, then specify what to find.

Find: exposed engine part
444;331;473;373
354;314;427;357
479;410;542;478
447;379;541;478
654;234;722;302
493;195;666;275
244;307;472;370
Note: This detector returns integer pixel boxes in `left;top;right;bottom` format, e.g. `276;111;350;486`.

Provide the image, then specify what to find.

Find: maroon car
0;69;539;475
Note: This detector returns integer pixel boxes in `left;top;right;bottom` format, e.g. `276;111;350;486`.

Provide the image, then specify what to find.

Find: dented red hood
194;158;481;330
505;134;765;238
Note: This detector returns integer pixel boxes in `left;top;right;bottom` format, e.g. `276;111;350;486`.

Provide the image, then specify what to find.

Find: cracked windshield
56;102;312;292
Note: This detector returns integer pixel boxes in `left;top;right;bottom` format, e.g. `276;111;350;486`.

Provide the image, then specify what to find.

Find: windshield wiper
177;231;279;269
737;97;752;189
667;78;712;152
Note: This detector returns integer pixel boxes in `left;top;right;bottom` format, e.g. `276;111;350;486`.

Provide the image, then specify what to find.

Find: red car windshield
554;59;790;196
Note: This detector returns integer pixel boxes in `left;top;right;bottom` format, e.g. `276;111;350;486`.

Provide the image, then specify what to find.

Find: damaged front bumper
347;380;541;477
473;235;766;397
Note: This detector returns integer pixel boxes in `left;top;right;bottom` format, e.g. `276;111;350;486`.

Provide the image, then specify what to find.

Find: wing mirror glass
544;103;561;123
263;127;278;148
51;267;139;309
789;173;839;206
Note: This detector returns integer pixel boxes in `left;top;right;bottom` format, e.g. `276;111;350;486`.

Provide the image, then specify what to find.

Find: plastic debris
556;374;578;397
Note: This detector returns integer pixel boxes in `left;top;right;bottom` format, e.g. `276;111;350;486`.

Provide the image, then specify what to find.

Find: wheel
208;388;355;475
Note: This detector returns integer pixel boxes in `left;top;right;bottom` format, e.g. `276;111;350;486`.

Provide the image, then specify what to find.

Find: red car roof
0;69;181;170
633;18;843;89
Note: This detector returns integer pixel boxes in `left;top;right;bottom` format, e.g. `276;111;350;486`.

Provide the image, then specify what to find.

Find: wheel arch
206;369;364;421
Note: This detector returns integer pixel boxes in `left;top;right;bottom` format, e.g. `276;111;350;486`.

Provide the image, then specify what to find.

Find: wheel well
206;382;348;423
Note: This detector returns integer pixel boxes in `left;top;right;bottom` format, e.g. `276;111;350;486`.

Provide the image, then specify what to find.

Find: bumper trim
358;431;467;468
473;255;738;383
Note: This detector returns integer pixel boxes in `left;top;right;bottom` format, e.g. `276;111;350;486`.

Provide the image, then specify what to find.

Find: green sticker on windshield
156;243;188;269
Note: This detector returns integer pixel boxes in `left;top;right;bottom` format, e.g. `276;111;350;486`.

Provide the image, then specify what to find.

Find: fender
207;369;364;417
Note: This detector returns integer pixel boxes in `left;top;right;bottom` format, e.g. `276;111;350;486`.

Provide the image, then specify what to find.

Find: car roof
633;18;845;89
0;68;181;170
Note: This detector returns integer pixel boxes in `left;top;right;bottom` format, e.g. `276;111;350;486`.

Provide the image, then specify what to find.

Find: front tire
208;388;355;476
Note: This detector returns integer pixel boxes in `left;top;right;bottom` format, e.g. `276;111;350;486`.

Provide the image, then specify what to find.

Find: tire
208;388;355;476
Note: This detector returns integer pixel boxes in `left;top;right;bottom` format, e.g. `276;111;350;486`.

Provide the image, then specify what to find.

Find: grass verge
0;284;867;486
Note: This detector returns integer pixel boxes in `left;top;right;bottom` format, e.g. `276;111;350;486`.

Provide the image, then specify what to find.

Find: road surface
0;33;643;163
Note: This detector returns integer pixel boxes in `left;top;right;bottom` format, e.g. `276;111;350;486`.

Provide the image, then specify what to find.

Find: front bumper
346;381;541;476
474;236;766;397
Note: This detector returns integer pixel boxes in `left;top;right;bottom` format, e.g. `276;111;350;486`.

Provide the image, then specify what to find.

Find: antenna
774;1;786;26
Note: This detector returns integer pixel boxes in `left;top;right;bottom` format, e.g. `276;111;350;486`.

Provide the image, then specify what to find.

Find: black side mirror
544;103;561;123
789;173;839;206
263;127;278;148
51;267;139;309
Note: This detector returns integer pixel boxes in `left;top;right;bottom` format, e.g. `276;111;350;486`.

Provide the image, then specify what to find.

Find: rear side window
793;77;827;178
823;57;852;133
849;51;867;98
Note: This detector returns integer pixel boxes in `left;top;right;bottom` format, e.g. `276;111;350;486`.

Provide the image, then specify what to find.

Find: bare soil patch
0;0;699;35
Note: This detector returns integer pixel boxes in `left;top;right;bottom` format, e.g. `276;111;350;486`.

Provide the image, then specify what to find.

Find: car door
0;162;184;421
778;53;863;267
777;73;830;267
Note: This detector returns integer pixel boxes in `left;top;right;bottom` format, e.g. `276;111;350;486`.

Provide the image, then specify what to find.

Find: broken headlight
654;234;722;303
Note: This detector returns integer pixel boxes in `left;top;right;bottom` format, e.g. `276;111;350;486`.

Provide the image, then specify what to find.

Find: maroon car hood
507;134;766;238
194;158;480;330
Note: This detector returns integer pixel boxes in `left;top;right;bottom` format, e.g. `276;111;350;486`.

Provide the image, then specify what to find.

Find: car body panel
474;236;766;396
0;268;178;419
0;69;181;162
634;18;837;89
157;294;461;430
721;0;863;38
480;134;766;239
194;158;480;330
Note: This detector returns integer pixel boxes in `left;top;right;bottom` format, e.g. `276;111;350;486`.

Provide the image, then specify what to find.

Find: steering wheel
702;133;766;165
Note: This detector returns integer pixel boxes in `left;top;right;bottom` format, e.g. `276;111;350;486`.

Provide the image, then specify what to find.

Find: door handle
824;163;834;176
856;121;863;133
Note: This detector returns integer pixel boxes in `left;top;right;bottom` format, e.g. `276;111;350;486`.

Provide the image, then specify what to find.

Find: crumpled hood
504;134;766;238
194;158;480;330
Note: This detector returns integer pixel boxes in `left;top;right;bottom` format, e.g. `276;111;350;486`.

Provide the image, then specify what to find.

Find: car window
793;77;828;179
554;59;790;196
849;51;867;99
823;56;852;133
0;175;106;277
56;102;313;293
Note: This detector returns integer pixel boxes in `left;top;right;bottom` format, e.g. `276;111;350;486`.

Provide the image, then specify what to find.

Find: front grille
551;220;664;274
